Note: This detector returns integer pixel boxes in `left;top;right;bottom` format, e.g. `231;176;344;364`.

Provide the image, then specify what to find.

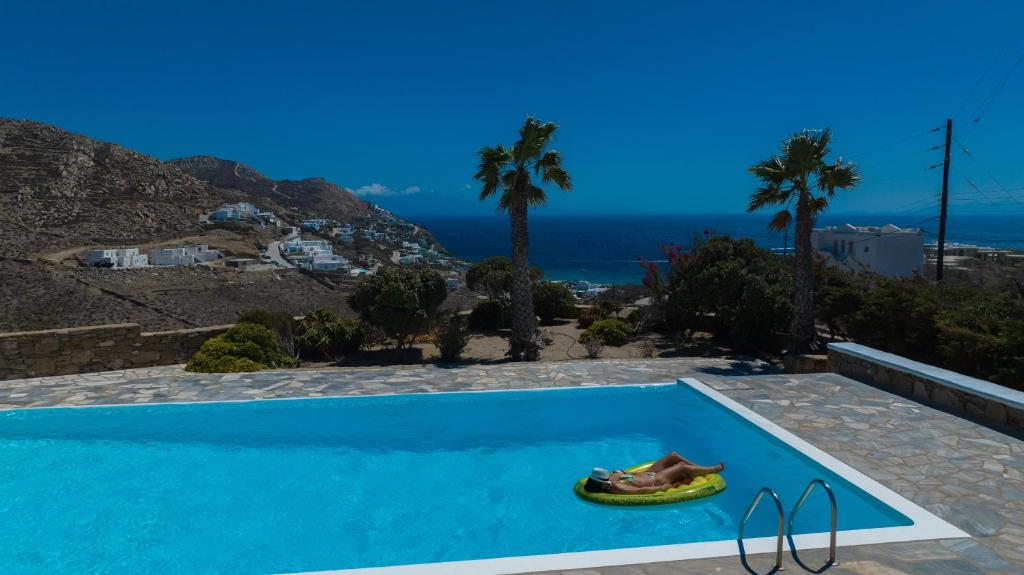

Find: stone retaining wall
828;342;1024;434
0;323;231;380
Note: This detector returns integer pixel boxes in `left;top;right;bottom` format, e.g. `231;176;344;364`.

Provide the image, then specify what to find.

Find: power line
961;47;1024;144
954;13;1024;123
846;125;945;161
952;136;1024;204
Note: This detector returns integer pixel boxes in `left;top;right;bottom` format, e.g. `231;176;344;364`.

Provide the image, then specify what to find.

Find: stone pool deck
0;358;1021;575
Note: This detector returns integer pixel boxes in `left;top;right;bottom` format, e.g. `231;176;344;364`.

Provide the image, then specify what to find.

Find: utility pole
936;118;952;281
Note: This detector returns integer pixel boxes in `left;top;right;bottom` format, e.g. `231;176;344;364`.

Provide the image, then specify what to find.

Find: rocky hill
0;118;452;333
169;156;371;223
0;119;221;257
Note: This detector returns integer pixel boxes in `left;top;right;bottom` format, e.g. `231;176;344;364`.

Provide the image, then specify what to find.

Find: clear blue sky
2;1;1023;216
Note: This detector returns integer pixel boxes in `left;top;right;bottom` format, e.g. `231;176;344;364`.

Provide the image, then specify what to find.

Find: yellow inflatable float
573;461;726;506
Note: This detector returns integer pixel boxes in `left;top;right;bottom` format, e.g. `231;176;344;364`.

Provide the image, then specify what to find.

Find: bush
465;257;543;302
237;309;299;360
186;323;294;373
580;318;631;347
845;277;939;359
813;264;867;339
348;267;447;348
532;281;577;325
431;314;471;363
582;337;604;359
839;277;1024;390
576;306;608;329
649;236;792;352
468;299;508;330
295;309;365;361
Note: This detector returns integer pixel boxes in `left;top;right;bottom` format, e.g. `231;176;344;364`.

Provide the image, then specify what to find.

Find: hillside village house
84;248;149;269
812;224;924;277
307;254;350;271
301;219;332;232
281;239;332;256
211;202;259;222
149;245;223;266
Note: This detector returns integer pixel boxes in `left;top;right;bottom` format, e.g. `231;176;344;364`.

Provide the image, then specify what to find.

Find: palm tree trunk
508;197;538;361
790;196;816;354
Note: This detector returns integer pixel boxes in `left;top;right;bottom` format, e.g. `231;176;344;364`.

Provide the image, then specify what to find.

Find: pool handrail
787;478;839;567
738;486;785;572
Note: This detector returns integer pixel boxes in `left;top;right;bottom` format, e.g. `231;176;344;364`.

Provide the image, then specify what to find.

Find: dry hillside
0;119;220;257
169;156;372;223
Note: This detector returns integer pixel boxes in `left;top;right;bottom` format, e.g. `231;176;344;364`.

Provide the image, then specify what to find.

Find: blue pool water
0;384;911;574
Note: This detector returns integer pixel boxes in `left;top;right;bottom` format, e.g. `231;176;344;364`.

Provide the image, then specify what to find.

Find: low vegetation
831;275;1024;388
579;318;631;347
532;281;577;325
348;267;447;349
643;236;792;353
295;309;364;361
431;313;472;363
469;299;508;330
186;322;294;373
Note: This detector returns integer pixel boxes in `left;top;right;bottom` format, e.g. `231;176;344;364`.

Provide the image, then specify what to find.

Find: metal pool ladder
737;480;840;573
738;487;786;572
788;479;839;569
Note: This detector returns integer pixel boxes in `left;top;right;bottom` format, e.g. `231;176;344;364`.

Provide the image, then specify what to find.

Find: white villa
812;224;924;277
150;245;223;267
211;202;259;222
281;239;332;256
85;248;149;269
301;219;332;232
307;254;350;272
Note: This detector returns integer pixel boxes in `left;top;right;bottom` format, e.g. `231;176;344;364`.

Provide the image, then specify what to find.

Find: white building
398;253;423;265
149;245;223;266
306;254;350;271
211;202;259;221
281;239;332;255
812;224;924;277
85;248;149;269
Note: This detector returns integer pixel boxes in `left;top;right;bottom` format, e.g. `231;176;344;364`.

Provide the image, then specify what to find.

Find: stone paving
0;358;1022;575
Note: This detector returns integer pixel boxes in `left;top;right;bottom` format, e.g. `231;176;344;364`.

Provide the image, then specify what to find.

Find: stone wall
0;323;231;380
828;342;1024;434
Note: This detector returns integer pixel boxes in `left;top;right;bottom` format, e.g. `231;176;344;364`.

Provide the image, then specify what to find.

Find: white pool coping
281;377;969;575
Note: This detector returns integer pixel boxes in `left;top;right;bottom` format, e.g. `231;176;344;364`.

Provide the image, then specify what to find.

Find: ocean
415;213;1024;285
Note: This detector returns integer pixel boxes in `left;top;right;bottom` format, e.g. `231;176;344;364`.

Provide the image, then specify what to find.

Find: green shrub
576;306;608;329
465;257;543;302
186;322;293;373
348;267;447;349
468;299;508;330
295;309;365;361
845;277;939;359
532;281;577;325
237;308;298;359
580;318;631;347
840;277;1024;390
651;236;792;352
431;314;471;363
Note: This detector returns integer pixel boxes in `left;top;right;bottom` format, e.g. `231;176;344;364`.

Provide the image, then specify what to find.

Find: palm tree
474;117;572;360
748;129;860;355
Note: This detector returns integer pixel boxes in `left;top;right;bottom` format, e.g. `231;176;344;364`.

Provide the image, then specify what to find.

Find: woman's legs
654;461;725;485
647;451;688;473
647;451;702;473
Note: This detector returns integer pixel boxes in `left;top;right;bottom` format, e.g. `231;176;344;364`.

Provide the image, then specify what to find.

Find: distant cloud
353;183;421;197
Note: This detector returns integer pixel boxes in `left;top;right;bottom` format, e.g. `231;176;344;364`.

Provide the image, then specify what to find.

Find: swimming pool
0;379;965;574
